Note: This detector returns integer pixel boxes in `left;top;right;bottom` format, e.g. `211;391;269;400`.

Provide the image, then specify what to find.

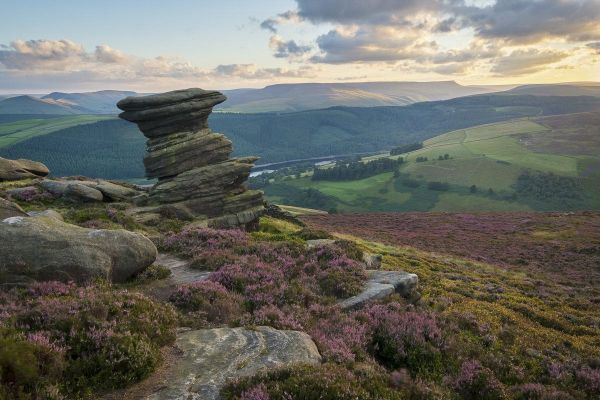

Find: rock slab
147;326;321;400
0;157;49;181
117;89;263;228
339;270;419;310
0;215;157;285
0;197;27;219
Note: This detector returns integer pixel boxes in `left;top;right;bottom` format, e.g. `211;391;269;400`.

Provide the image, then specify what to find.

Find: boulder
146;326;321;400
0;157;49;181
306;238;337;248
339;270;419;310
363;252;383;269
0;197;27;219
117;88;264;227
27;209;63;221
39;179;97;195
96;180;140;201
0;215;157;285
64;183;104;203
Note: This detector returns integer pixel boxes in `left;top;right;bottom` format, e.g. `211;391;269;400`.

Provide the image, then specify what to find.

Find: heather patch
222;363;404;400
170;281;245;327
0;281;177;398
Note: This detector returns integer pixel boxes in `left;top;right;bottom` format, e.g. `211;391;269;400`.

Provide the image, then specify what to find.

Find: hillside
42;90;138;114
211;94;600;163
261;111;600;212
0;115;114;148
507;83;600;97
0;95;87;114
0;118;144;178
1;94;599;180
218;81;512;113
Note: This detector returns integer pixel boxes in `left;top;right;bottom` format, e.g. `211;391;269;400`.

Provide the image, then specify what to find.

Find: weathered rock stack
117;89;263;228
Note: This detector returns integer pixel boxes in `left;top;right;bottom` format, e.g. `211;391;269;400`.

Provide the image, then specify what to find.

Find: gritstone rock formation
0;157;49;181
117;89;263;228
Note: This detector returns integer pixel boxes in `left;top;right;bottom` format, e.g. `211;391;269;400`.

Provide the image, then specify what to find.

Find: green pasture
0;115;114;148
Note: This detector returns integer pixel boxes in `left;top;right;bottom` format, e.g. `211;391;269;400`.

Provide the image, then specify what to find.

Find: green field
264;112;600;212
0;115;114;148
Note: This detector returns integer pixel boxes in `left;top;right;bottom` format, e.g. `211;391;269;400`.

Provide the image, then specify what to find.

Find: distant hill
42;90;138;114
219;81;514;113
2;94;599;179
0;96;87;115
210;94;600;163
507;83;600;97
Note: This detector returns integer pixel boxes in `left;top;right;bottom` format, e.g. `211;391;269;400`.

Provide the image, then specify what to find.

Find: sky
0;0;599;93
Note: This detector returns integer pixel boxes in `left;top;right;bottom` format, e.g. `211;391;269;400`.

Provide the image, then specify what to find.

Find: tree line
312;157;404;181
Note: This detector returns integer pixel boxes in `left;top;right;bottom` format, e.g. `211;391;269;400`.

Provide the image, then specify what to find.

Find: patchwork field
264;112;600;212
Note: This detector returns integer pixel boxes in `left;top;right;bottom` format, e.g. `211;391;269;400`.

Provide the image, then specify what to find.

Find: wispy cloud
0;39;317;90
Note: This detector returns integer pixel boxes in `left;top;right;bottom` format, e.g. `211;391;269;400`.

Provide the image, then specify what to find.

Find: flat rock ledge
146;326;321;400
156;253;211;285
339;270;419;310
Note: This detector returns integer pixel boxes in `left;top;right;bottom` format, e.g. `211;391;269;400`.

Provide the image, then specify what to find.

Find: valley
260;111;600;212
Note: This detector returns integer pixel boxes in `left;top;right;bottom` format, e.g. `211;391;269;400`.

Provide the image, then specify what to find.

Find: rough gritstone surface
117;88;264;228
339;270;419;310
146;327;322;400
0;157;49;181
64;183;104;202
155;253;210;284
0;197;27;219
0;215;157;285
96;180;140;201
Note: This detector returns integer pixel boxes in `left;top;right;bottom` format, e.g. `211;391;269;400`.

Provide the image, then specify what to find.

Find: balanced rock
146;326;321;400
0;157;49;181
117;89;264;228
0;215;157;285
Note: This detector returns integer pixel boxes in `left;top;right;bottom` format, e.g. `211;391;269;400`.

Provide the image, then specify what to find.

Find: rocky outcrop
339;270;419;310
146;326;321;400
96;180;139;201
0;157;49;181
64;183;104;203
264;203;306;227
0;197;27;219
117;89;263;228
0;214;157;285
36;178;143;204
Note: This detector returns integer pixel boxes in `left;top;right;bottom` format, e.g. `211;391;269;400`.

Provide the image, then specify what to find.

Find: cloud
457;0;600;43
260;11;301;33
0;39;86;70
214;63;316;79
0;39;317;91
311;26;431;64
294;0;442;24
290;0;600;43
491;48;569;75
261;0;599;76
94;45;128;64
588;41;600;54
269;35;312;59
